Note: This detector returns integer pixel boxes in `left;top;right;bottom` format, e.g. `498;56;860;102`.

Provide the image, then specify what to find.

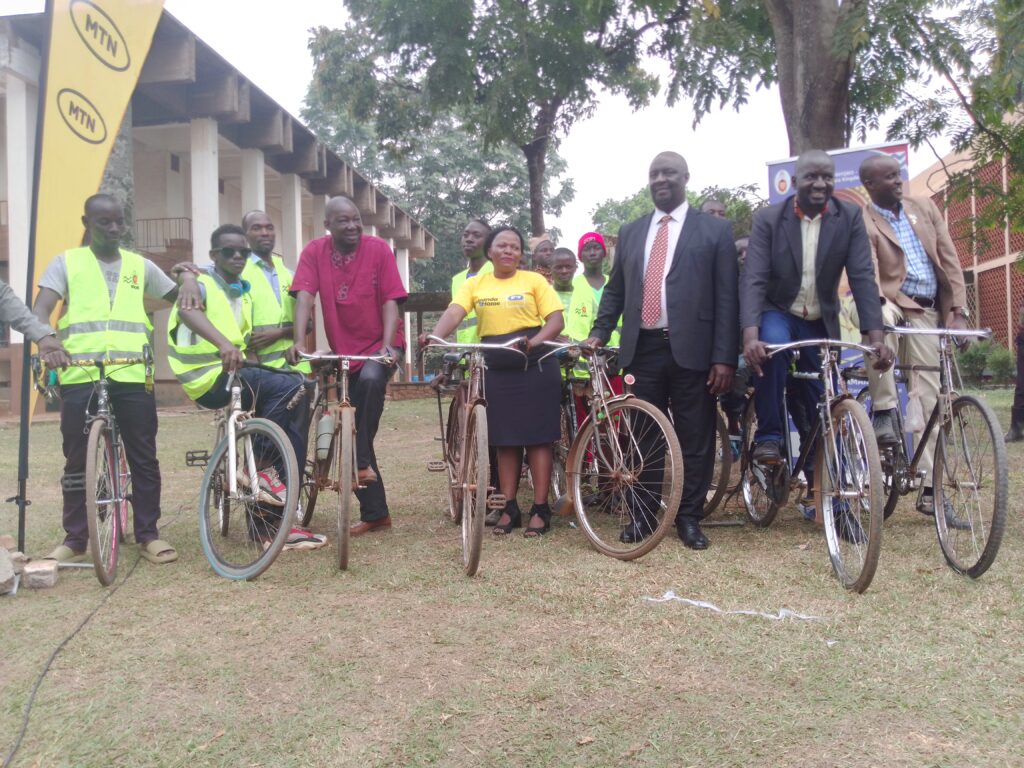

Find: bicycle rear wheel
551;394;575;516
740;398;779;527
856;386;903;519
569;398;682;560
704;408;732;515
461;404;488;576
336;407;356;571
198;418;297;581
932;395;1007;578
85;418;120;586
817;398;884;593
444;387;466;523
117;449;132;545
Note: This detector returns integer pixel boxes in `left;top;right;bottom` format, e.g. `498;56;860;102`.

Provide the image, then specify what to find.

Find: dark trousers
60;382;162;549
626;332;716;524
1014;334;1024;415
350;360;395;522
196;367;308;481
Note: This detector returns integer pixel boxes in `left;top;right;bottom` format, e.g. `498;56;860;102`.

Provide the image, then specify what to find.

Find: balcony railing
135;217;192;250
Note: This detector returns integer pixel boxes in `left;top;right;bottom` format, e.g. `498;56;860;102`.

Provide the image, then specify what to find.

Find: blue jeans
753;311;825;458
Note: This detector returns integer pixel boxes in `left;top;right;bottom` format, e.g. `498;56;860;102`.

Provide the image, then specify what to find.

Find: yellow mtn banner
28;0;163;415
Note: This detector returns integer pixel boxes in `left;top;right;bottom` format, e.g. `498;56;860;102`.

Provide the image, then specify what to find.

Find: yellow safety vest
57;247;153;385
167;273;252;400
451;260;493;344
565;274;620;379
241;254;309;374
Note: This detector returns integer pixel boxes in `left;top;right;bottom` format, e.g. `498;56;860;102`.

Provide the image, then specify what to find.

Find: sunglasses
213;246;252;259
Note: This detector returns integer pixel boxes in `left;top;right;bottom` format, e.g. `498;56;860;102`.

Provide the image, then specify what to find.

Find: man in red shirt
287;195;408;535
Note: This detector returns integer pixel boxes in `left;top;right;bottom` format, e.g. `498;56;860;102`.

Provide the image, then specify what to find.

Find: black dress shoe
620;520;654;543
676;519;709;550
872;409;900;447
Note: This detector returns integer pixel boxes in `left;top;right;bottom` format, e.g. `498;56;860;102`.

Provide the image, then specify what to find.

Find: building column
279;173;303;268
240;148;265;215
189;117;219;263
310;194;326;241
5;73;34;325
395;245;411;380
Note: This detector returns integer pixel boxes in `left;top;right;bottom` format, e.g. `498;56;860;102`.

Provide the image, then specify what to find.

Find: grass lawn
1;389;1022;767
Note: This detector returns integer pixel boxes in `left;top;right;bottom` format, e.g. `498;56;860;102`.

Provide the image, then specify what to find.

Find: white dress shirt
790;213;822;321
641;200;689;329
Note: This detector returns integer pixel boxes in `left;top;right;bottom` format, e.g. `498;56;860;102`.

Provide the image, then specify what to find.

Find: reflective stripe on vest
56;247;153;385
451;261;493;344
167;273;252;400
242;255;309;373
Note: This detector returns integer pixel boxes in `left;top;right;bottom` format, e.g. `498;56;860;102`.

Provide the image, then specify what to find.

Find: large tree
307;1;689;235
303;91;574;292
591;183;763;236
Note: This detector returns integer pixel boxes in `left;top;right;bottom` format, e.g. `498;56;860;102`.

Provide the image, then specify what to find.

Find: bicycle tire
855;386;903;520
569;398;682;560
817;398;884;593
551;395;575;517
932;395;1008;578
740;397;779;527
212;422;229;536
704;409;733;516
198;418;297;581
461;404;487;576
117;449;132;545
335;407;356;571
297;413;320;527
445;387;466;524
85;418;120;586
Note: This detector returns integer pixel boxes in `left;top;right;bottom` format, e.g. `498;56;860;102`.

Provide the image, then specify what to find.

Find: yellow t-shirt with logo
452;269;563;338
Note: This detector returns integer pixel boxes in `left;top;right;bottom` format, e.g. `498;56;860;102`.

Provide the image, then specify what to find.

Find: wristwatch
952;306;970;320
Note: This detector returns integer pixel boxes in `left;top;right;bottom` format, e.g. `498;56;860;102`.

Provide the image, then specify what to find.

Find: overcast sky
8;0;951;244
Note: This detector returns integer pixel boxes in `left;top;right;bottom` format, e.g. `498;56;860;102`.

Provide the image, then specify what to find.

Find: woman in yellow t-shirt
424;226;565;537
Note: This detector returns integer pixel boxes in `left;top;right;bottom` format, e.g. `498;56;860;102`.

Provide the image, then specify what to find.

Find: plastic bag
905;372;925;432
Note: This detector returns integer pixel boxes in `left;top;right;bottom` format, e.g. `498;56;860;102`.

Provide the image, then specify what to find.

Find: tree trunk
764;0;863;156
519;99;562;237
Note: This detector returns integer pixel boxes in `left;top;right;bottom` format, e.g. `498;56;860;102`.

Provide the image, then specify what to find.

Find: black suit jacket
592;208;738;370
740;195;883;339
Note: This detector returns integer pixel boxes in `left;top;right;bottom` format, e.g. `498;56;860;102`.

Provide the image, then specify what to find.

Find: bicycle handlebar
765;338;878;358
298;351;395;366
882;325;992;340
537;340;620;365
420;335;528;371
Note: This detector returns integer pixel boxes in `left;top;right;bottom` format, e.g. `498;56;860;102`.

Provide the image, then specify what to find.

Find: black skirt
481;328;561;447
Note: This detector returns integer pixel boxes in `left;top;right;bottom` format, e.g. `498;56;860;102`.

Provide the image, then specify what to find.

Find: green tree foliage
303;91;574;292
307;1;687;235
591;183;764;237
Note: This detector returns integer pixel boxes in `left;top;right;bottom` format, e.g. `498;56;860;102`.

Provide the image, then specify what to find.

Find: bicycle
848;326;1007;578
739;339;885;592
188;364;301;580
33;348;154;586
548;345;585;517
424;336;526;576
296;351;394;571
541;342;684;560
703;404;735;516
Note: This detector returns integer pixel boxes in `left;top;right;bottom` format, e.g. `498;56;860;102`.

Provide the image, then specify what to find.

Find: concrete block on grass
10;551;28;574
23;559;59;589
0;534;15;551
0;548;14;594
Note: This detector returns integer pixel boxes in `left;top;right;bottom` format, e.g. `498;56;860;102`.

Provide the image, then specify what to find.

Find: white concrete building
0;10;434;413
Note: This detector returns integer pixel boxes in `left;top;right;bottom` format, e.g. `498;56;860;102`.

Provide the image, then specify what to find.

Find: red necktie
641;215;672;326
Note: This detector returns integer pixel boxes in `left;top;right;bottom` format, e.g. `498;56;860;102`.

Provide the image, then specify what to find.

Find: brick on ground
0;548;14;594
23;559;59;589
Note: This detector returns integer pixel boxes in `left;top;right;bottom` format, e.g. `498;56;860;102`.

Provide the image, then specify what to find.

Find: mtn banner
766;142;910;207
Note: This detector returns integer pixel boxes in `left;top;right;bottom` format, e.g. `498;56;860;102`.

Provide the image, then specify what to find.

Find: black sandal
523;503;552;538
493;499;522;535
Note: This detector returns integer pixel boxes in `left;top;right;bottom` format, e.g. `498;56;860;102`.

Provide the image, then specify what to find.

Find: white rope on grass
643;590;824;622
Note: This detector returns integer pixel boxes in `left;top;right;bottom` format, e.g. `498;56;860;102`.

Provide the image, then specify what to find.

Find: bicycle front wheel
932;395;1008;578
461;404;488;576
704;408;733;516
817;398;884;593
85;418;120;586
551;395;574;517
198;418;298;581
570;398;682;560
336;407;356;571
740;397;778;527
856;386;903;520
444;388;466;524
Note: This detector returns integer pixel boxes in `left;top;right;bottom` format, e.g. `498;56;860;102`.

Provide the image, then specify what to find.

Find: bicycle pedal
185;449;211;467
486;494;507;510
426;460;447;472
61;473;86;492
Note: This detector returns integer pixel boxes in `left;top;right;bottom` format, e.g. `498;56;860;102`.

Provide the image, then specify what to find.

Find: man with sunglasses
168;224;325;551
32;194;200;565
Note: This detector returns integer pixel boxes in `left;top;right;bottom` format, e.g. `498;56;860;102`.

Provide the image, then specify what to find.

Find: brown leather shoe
350;516;391;536
357;467;378;485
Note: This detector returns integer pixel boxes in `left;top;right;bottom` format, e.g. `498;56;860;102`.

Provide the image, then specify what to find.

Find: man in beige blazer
856;153;970;517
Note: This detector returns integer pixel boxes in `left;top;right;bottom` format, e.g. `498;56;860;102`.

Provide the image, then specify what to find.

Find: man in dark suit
585;151;738;550
741;150;892;533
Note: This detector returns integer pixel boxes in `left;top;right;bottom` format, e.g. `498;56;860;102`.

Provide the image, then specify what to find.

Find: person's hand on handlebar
218;343;244;372
37;335;71;370
580;336;604;357
866;330;894;371
417;332;435;350
378;344;399;366
285;343;305;366
742;333;769;377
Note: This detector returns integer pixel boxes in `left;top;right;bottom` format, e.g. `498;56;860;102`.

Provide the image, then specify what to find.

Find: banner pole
13;0;55;555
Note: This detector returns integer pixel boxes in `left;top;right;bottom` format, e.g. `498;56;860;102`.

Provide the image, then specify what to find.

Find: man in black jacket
585;151;738;549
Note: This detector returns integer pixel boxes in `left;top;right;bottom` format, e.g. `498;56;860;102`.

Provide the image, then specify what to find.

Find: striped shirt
872;202;937;300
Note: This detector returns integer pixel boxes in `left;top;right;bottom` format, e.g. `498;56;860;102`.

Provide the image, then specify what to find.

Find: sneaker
257;468;287;507
752;440;782;465
916;492;970;530
872;409;899;447
283;527;328;551
797;500;816;522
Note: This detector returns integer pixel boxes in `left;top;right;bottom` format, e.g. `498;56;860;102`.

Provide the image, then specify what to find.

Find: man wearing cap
530;234;555;282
